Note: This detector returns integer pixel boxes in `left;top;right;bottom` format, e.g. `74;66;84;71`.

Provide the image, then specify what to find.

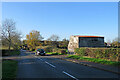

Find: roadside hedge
36;46;53;52
74;48;120;61
35;46;67;54
2;49;20;56
52;48;67;54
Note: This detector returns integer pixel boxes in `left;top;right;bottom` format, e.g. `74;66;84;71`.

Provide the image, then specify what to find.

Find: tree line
23;30;69;51
1;19;120;51
1;19;69;51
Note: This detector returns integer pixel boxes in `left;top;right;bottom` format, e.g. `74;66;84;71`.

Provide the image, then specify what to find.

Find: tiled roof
73;35;104;38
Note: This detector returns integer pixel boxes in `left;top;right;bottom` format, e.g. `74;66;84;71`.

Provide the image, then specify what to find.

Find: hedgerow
75;48;120;61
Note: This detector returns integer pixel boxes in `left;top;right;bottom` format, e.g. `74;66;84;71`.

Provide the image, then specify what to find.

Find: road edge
60;57;120;75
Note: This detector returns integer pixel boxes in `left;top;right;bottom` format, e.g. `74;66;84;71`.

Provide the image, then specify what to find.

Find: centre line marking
45;61;56;68
62;71;79;80
38;58;43;61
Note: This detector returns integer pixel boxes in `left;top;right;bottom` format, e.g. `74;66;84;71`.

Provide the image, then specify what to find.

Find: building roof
73;35;104;38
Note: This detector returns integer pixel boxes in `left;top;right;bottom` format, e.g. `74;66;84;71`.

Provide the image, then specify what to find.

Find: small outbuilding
68;35;105;53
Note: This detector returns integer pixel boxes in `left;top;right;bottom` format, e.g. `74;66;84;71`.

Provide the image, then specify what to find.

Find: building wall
68;36;79;52
79;37;104;47
68;36;105;53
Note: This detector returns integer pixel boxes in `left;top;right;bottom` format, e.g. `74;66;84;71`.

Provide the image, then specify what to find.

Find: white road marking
38;58;43;61
62;71;79;80
45;61;56;68
34;56;44;61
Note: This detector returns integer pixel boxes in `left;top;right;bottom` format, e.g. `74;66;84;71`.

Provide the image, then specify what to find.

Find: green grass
2;50;20;56
47;52;65;55
9;50;20;56
67;55;120;66
2;59;18;79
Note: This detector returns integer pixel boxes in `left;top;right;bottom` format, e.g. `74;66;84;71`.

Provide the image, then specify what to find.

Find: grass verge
67;55;120;66
2;59;18;79
47;52;65;55
2;50;20;56
9;50;20;56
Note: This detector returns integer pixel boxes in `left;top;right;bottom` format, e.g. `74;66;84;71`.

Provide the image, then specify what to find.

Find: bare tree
2;19;21;50
47;34;59;47
11;32;22;49
47;34;59;41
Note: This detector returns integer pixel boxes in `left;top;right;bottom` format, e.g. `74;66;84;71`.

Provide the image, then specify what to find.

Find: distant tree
111;37;120;48
1;19;21;50
106;39;112;47
26;30;43;50
47;34;59;41
22;40;27;45
47;34;59;47
59;38;69;49
11;32;22;49
62;38;69;42
1;37;9;47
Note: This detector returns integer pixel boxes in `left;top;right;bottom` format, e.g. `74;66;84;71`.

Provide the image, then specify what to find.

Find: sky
2;2;118;42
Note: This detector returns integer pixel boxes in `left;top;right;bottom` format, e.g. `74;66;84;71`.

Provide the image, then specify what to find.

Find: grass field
0;46;13;50
67;55;120;66
2;59;18;79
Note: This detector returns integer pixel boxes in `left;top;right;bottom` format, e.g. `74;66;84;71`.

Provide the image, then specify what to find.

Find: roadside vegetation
67;47;120;66
2;59;18;79
1;19;22;57
74;48;119;61
2;49;20;56
67;55;120;66
23;32;69;55
47;52;66;55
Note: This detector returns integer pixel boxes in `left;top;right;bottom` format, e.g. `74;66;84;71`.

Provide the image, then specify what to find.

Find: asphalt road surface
17;50;119;80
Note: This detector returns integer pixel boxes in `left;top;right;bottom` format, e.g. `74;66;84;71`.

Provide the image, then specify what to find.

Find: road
17;50;119;80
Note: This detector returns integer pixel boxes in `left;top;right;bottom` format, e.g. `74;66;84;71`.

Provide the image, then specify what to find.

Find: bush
52;48;59;53
74;48;119;61
2;50;20;56
75;48;87;56
30;48;35;51
52;48;67;54
36;46;53;52
44;47;53;52
35;46;67;54
57;49;67;54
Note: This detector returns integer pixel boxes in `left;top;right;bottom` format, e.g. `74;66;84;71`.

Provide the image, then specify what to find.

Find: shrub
35;46;67;54
30;48;35;51
36;46;53;52
52;48;67;54
44;47;53;52
52;48;59;53
75;48;87;56
57;49;67;54
74;48;119;61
